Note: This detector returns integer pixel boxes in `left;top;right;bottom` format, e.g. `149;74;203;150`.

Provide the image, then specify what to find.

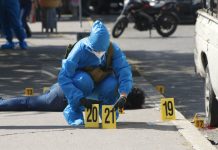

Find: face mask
91;51;106;58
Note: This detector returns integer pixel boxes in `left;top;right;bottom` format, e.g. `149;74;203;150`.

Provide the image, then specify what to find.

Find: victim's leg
0;83;66;111
0;97;29;111
28;83;67;111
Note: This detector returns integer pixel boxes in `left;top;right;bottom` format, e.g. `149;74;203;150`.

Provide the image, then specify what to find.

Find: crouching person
58;20;133;126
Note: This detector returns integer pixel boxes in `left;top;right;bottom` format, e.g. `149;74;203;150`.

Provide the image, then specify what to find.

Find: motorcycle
112;0;179;38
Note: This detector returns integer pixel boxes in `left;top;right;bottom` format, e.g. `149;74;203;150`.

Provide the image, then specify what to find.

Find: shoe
1;42;15;49
19;41;28;49
63;105;84;126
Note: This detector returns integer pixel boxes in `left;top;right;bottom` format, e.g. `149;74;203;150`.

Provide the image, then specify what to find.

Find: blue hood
87;20;110;52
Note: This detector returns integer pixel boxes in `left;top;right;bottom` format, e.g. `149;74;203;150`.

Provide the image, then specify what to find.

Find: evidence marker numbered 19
161;98;176;121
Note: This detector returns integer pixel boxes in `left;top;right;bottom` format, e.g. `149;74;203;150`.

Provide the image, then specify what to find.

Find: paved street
0;17;217;149
106;22;204;120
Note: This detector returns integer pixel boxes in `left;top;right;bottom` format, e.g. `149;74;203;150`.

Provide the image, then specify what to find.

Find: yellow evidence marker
193;113;204;128
161;98;176;121
156;85;165;94
43;87;50;93
87;17;94;26
119;107;125;114
24;88;34;96
102;105;116;129
85;104;99;128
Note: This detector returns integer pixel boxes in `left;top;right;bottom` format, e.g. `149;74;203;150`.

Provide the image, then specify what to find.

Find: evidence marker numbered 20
84;104;117;129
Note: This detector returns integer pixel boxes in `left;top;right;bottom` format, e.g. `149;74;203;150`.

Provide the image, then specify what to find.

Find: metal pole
79;0;82;28
210;0;214;12
217;0;218;17
202;0;206;8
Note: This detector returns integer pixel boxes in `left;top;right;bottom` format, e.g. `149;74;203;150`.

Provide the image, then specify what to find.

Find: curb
130;59;217;150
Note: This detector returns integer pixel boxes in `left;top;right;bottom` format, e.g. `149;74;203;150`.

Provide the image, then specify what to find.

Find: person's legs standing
7;0;27;49
20;0;32;38
0;0;15;49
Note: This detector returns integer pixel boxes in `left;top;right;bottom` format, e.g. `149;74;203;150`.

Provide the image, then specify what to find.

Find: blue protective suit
0;0;26;43
58;20;133;126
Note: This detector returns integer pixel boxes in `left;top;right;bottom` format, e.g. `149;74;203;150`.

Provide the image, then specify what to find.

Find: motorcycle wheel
112;16;128;38
156;14;178;37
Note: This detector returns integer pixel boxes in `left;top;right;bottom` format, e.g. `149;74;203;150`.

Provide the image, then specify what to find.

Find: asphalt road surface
108;23;204;120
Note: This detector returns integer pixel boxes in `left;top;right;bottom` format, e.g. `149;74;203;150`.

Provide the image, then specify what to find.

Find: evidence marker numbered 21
102;105;116;129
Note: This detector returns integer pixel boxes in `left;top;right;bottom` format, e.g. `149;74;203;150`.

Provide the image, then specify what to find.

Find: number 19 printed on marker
161;98;176;121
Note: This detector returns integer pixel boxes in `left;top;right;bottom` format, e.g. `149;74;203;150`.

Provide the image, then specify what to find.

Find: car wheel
205;67;218;127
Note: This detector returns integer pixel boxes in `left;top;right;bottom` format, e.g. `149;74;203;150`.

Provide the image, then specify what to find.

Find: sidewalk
0;107;191;150
0;20;216;150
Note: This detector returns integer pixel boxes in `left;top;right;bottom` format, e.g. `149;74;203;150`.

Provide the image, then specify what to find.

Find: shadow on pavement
0;121;179;131
0;125;72;130
117;121;178;131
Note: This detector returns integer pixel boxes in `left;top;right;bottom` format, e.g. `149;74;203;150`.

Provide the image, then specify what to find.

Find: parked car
194;0;218;126
175;0;202;23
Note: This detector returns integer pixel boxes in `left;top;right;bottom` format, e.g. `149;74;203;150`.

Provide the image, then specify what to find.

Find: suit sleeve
112;43;133;95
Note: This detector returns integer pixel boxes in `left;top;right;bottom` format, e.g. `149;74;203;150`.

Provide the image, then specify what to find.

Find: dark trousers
0;0;26;42
0;83;67;111
20;0;32;37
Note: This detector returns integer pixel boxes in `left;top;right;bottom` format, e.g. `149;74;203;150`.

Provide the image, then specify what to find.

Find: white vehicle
194;0;218;126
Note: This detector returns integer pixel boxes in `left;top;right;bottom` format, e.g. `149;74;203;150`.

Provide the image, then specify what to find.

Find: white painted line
41;70;56;79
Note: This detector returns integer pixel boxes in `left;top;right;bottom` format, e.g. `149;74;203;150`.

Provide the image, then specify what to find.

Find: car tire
205;67;218;127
